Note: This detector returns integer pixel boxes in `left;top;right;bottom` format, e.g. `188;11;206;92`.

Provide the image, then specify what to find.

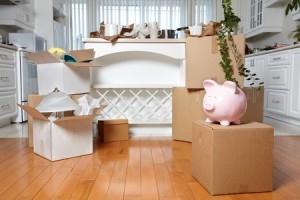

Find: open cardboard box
19;104;106;161
25;49;98;95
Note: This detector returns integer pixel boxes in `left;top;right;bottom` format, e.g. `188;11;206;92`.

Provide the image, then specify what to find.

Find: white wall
34;0;54;49
216;0;239;21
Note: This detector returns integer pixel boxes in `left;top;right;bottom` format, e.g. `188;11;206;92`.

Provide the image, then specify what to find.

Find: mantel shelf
92;84;184;89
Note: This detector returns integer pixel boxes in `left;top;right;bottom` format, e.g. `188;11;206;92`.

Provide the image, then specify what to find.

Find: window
66;0;216;49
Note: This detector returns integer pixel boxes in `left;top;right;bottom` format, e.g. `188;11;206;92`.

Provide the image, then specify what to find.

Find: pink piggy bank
203;79;247;126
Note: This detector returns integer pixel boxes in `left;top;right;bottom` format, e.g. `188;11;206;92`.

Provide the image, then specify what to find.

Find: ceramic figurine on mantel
202;79;247;126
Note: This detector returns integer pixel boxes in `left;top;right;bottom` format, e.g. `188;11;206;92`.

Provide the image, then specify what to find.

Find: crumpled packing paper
74;94;101;116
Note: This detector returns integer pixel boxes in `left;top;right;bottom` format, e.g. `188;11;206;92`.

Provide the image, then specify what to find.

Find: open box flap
25;52;59;64
69;49;95;62
64;62;99;67
18;104;49;121
54;115;94;123
54;105;107;123
92;105;107;116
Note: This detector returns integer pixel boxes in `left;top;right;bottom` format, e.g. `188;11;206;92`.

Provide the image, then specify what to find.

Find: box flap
18;104;49;121
69;49;95;62
64;62;99;67
54;115;94;123
25;52;60;64
200;121;273;131
54;105;107;123
92;105;107;116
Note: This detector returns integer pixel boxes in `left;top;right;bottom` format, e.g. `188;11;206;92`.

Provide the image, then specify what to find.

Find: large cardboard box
172;87;264;142
192;121;274;195
20;104;105;161
25;49;98;95
98;119;129;142
186;35;245;89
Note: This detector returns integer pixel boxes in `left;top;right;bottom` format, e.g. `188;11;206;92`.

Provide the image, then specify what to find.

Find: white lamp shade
36;91;79;113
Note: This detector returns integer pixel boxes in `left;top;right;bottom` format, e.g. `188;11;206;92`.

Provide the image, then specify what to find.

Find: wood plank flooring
0;136;300;200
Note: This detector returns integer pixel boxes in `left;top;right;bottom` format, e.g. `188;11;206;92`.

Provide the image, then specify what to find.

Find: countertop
0;43;17;51
83;38;186;43
246;43;300;57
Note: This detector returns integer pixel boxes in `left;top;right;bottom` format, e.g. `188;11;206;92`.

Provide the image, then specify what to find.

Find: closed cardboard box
172;87;264;142
98;119;129;142
192;121;274;195
186;35;245;89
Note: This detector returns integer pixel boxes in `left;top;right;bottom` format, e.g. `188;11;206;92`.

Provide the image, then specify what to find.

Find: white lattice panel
90;88;172;124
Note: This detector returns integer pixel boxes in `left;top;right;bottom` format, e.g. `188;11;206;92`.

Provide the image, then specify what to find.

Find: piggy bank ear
203;79;218;91
223;81;238;94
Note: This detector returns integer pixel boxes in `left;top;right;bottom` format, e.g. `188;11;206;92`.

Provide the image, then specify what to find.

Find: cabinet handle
24;14;30;22
250;60;255;67
272;76;280;79
0;54;13;60
0;54;8;59
0;104;9;109
272;100;280;104
0;76;9;81
272;57;281;61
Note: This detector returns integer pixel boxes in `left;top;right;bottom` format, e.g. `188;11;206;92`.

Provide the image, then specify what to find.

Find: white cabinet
244;55;265;87
0;46;17;121
0;0;34;31
289;48;300;119
261;48;300;126
34;0;67;50
264;0;286;8
264;51;291;118
244;0;284;38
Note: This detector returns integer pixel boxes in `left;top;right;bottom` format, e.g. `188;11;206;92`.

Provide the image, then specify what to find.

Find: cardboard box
192;121;274;195
172;87;264;142
27;94;87;147
241;87;264;123
186;35;245;89
25;49;98;95
98;119;129;142
172;88;204;142
20;103;105;161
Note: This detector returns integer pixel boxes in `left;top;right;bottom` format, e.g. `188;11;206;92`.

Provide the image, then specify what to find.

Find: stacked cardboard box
192;121;274;195
172;87;264;142
172;35;266;142
185;35;245;89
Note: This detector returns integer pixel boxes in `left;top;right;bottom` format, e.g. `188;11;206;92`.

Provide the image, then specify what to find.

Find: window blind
66;0;215;50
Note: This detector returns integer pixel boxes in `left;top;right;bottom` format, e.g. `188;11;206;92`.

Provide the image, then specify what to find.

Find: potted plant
285;0;300;15
217;0;263;87
285;1;300;43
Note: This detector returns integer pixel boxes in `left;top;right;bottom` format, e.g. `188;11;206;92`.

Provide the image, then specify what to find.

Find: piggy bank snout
203;101;215;111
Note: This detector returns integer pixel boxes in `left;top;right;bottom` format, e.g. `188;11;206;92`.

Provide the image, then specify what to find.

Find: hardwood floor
0;136;300;200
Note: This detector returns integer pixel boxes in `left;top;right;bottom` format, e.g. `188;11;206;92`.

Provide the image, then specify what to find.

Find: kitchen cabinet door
244;55;265;87
244;0;284;38
289;48;300;118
